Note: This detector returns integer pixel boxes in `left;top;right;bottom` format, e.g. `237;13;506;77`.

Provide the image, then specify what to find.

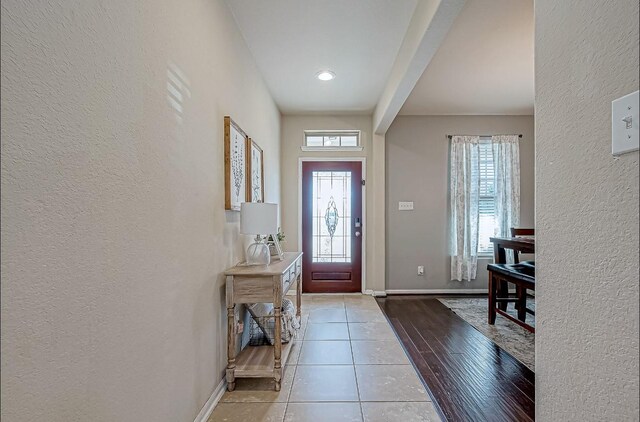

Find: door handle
355;232;361;237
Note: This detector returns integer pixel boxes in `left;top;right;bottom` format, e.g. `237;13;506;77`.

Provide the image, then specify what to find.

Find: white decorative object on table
241;202;279;266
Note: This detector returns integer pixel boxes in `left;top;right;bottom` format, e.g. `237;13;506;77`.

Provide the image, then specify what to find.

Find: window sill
301;146;364;152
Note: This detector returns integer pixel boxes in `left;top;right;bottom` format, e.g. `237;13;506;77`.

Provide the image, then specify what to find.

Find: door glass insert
312;171;352;263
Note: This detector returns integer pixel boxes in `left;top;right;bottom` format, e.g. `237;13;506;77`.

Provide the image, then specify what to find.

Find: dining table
490;236;535;263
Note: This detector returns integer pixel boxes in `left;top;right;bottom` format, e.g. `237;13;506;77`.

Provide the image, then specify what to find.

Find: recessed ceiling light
316;71;335;81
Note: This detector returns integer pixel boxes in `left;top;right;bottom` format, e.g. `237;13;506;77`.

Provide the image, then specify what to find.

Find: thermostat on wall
399;201;414;211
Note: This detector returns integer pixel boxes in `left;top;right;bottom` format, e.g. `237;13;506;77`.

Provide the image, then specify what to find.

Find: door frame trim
298;157;367;294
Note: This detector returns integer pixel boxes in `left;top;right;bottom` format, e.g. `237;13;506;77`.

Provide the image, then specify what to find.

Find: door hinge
361;179;366;186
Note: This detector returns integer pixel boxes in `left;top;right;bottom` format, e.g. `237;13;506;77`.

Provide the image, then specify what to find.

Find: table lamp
240;202;278;266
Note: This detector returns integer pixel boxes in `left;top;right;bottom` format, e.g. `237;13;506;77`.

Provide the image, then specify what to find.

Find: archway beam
373;0;466;135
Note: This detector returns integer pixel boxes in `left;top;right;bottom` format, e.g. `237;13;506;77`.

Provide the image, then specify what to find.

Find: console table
224;252;302;391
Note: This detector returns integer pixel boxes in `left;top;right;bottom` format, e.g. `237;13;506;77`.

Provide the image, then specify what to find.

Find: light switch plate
612;90;639;155
398;201;414;211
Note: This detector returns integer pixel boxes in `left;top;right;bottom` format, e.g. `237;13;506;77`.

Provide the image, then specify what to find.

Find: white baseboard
298;292;364;296
363;289;386;297
295;291;377;296
385;289;518;295
385;289;488;294
293;289;517;296
194;377;226;422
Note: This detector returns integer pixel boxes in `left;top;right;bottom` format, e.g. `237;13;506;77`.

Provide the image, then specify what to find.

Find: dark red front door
302;161;362;293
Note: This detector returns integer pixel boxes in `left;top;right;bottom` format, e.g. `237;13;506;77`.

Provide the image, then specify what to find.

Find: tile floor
209;294;441;422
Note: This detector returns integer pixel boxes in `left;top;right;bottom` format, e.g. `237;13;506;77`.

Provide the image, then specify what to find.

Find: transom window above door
302;130;363;151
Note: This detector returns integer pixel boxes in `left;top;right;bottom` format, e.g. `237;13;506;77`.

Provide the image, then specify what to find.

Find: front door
302;161;362;293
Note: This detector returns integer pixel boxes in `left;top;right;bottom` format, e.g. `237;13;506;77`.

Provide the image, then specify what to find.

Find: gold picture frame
246;138;264;203
224;116;248;211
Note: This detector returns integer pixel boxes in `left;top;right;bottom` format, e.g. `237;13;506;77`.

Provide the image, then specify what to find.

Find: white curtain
450;135;481;281
492;135;521;244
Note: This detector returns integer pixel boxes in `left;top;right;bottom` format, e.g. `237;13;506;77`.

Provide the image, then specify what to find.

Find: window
478;140;497;255
311;170;352;263
303;130;362;150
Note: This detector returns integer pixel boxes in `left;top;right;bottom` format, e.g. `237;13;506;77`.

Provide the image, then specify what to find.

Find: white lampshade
240;202;278;235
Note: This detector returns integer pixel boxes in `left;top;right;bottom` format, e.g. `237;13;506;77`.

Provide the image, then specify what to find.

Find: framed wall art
224;116;248;211
247;139;264;203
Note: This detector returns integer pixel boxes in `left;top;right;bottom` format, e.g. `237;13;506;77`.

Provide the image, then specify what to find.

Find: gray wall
385;115;535;291
279;115;378;291
536;0;639;420
280;115;372;252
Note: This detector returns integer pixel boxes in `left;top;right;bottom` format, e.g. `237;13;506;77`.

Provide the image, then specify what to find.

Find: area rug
438;297;535;371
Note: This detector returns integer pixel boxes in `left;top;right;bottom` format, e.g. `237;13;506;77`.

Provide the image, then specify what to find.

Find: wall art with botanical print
247;139;264;203
224;116;248;211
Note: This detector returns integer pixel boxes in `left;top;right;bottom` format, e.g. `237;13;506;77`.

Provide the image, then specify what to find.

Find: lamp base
246;241;271;266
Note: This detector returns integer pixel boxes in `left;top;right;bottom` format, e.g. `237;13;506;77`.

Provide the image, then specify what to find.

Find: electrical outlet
417;266;425;276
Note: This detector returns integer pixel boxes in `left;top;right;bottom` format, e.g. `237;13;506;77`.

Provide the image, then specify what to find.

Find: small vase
246;242;270;266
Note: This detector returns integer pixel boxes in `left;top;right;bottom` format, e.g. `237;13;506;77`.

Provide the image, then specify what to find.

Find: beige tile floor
208;294;441;422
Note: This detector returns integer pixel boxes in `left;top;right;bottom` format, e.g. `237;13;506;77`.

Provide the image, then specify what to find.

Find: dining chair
508;227;535;316
510;228;534;236
510;228;535;264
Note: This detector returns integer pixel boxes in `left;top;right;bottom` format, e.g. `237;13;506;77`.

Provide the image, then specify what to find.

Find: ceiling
226;0;418;114
400;0;534;115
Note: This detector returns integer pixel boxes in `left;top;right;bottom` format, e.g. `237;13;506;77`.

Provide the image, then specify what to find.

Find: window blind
478;141;496;254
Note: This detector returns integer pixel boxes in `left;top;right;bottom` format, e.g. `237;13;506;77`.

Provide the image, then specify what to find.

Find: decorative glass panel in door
302;161;362;293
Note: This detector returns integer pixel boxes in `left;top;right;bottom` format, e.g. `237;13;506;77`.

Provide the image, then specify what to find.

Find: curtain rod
447;134;523;139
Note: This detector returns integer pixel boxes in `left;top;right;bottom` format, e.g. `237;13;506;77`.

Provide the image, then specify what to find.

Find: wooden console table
224;252;302;391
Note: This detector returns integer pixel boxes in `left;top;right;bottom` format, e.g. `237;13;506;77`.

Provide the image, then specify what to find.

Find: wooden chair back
510;228;535;237
510;228;535;263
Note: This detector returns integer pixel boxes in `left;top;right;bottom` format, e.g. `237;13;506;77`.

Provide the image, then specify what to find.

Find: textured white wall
536;1;639;420
1;0;280;421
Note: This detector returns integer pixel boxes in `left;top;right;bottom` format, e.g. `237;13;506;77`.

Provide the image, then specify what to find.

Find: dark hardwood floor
376;295;535;422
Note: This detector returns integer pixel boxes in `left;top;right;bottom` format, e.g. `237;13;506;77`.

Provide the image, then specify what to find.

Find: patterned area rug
438;297;535;371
